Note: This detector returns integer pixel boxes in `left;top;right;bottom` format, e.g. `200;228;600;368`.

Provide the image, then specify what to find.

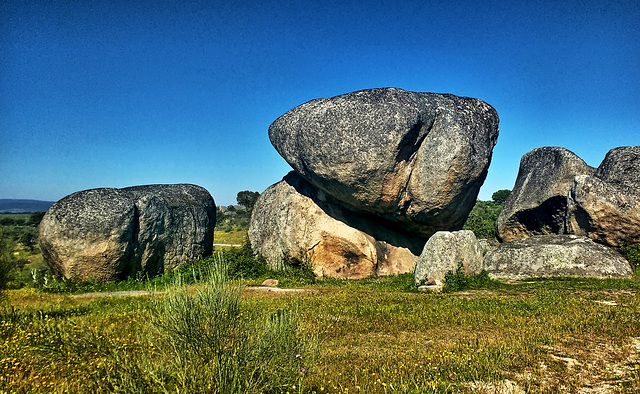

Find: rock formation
414;230;483;286
249;172;420;279
483;235;633;279
39;184;216;281
495;147;594;242
251;88;500;278
566;146;640;247
268;87;499;237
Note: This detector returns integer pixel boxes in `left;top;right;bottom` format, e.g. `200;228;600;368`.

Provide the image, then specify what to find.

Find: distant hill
0;199;54;213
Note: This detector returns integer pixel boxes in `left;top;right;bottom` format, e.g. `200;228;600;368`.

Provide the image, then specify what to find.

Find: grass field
214;230;248;245
0;213;32;222
1;269;639;393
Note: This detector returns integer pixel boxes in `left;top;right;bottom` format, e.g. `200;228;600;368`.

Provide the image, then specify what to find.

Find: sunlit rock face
249;172;420;279
268;87;500;238
39;184;216;281
483;235;633;279
495;147;595;242
566;146;640;247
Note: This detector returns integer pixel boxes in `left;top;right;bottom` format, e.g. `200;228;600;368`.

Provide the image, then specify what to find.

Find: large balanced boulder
566;146;640;247
414;230;483;286
495;147;594;242
268;88;499;237
39;184;216;281
483;235;633;279
248;172;420;279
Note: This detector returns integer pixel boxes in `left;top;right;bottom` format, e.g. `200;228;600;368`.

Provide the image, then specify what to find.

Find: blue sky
2;0;639;206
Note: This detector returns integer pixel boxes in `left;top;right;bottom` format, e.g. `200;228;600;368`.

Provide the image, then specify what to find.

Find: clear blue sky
2;0;639;206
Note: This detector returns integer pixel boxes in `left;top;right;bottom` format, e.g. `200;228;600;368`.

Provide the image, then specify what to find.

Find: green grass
0;213;31;222
214;230;248;245
2;268;640;393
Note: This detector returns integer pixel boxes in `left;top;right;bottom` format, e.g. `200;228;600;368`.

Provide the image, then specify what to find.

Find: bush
621;244;640;271
151;257;317;392
463;200;503;239
443;261;498;292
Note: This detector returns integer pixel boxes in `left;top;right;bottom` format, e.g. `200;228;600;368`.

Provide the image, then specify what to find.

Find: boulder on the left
39;184;216;281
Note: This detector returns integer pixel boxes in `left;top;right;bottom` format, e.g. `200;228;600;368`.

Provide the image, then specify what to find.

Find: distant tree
491;189;511;204
236;191;260;210
27;212;46;226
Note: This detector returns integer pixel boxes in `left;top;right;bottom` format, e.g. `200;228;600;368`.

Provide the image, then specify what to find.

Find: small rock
414;230;483;286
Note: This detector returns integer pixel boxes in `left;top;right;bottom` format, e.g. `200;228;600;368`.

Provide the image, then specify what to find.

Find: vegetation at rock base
1;259;318;393
621;244;640;271
443;261;498;293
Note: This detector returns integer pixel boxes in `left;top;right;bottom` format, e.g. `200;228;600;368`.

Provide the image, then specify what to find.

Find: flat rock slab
484;235;633;279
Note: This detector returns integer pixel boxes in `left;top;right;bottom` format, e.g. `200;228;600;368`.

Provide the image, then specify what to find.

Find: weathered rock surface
483;235;633;279
248;172;420;279
566;146;640;247
414;230;483;286
39;184;216;281
478;238;500;255
495;147;594;242
269;87;499;238
39;188;137;282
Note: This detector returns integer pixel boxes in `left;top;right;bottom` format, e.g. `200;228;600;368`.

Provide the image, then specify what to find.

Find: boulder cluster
415;146;638;288
37;86;636;285
39;184;216;281
496;146;640;247
249;88;500;278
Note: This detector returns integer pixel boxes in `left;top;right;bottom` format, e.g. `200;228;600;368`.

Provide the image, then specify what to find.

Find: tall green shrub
151;256;317;393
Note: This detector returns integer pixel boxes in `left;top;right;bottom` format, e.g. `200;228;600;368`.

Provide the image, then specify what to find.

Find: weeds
443;261;499;292
150;256;318;393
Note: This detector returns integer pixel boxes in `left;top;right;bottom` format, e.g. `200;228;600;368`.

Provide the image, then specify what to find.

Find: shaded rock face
495;147;594;242
248;172;420;279
483;235;632;279
414;230;483;286
566;146;640;247
39;184;216;281
269;88;499;238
